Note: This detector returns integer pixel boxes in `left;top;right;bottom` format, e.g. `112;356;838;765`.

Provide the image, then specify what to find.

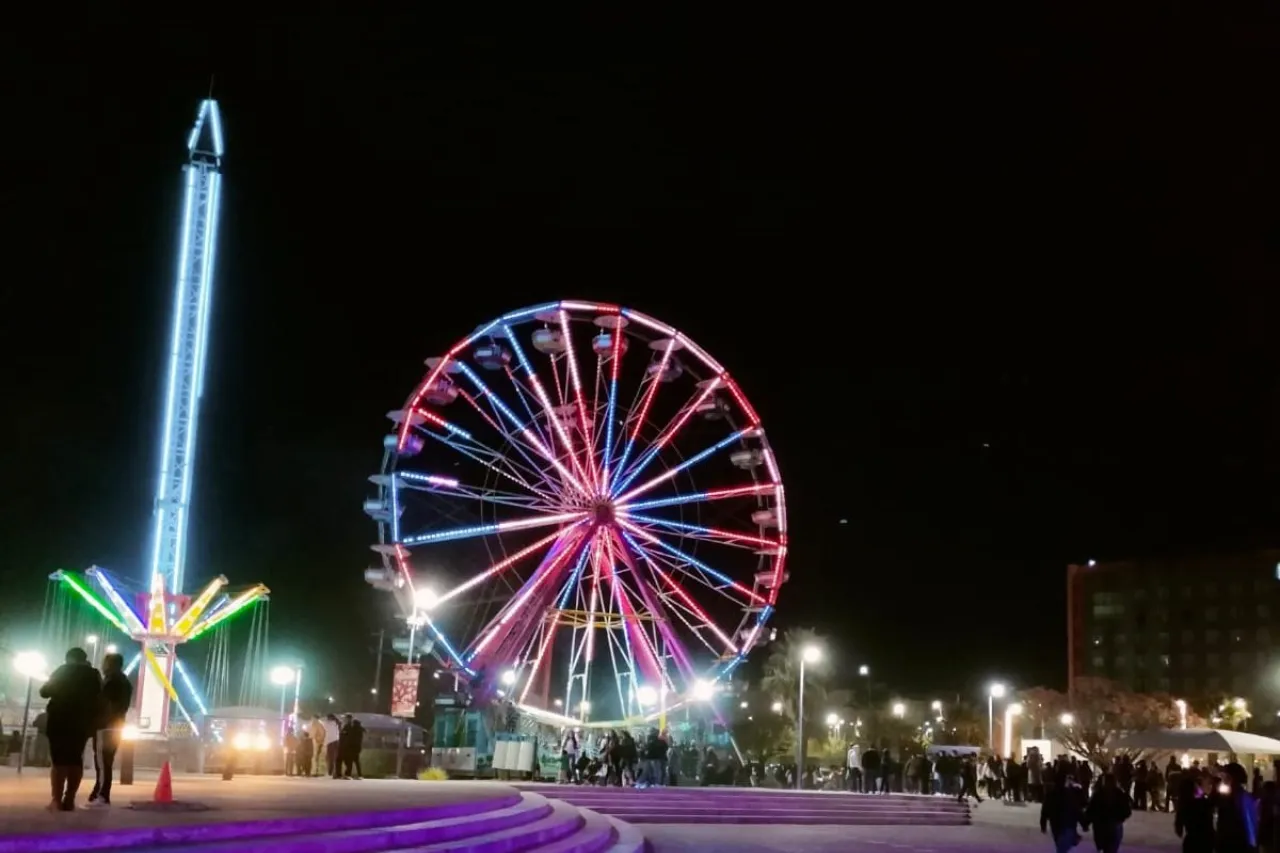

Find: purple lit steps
3;792;641;853
525;786;972;827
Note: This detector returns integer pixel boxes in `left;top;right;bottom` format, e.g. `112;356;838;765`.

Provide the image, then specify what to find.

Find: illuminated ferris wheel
364;300;787;726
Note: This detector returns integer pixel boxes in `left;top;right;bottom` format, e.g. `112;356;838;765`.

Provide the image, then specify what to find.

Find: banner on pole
391;663;421;718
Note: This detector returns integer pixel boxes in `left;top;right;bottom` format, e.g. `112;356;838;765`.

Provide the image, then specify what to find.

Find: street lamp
270;665;295;729
1175;699;1187;730
796;644;822;790
1003;702;1024;758
892;702;906;718
987;682;1006;751
13;651;48;775
826;712;839;726
1060;712;1075;727
771;700;784;714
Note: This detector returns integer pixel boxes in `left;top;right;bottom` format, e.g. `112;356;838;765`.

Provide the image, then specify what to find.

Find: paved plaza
0;768;1188;853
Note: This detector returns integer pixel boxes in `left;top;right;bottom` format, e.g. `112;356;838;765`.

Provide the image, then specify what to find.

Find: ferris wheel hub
591;500;617;526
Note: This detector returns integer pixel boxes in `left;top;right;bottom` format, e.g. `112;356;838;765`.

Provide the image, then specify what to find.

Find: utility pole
372;629;385;711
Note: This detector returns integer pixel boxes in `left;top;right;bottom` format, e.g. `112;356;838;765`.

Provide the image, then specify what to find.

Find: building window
1093;603;1125;618
1259;604;1271;619
1114;634;1128;647
1161;654;1171;667
1206;653;1221;667
1157;632;1170;647
1205;630;1220;644
1157;676;1170;691
1182;629;1196;644
1092;635;1103;647
1205;607;1219;622
1204;583;1218;597
1230;651;1248;667
1156;586;1170;600
1091;655;1105;669
1230;581;1243;596
1258;628;1271;644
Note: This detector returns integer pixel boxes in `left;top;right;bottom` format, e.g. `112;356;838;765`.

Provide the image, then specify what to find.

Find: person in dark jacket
1174;771;1216;853
1041;771;1089;853
87;652;132;807
339;715;364;779
1216;762;1260;853
39;647;102;811
1086;772;1132;853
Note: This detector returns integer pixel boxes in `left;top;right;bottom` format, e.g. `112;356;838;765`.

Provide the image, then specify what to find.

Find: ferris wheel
365;300;787;726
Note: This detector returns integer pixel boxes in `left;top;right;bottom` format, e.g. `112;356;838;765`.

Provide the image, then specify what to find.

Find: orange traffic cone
153;761;174;804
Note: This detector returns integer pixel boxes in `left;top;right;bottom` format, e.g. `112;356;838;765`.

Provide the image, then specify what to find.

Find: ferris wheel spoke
397;471;561;514
610;378;725;497
409;410;558;502
466;527;590;664
401;510;586;547
607;528;696;687
622;482;775;512
454;388;562;494
613;340;675;483
454;364;585;498
502;365;556;459
616;528;741;657
504;322;595;491
598;313;628;493
600;532;664;688
614;427;754;505
618;520;766;608
557;309;599;487
432;525;574;608
623;513;780;550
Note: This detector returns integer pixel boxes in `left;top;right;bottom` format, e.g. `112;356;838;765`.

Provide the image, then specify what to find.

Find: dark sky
4;11;1278;706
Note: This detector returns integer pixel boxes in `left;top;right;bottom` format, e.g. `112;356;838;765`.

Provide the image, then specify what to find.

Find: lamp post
1175;699;1187;730
13;651;48;775
1003;703;1023;758
85;635;100;668
271;666;295;734
796;645;821;790
858;664;870;708
987;683;1006;752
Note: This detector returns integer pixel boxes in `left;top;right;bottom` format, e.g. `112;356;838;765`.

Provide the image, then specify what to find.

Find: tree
759;628;829;740
1209;697;1251;730
1019;677;1206;766
932;700;986;749
731;706;792;761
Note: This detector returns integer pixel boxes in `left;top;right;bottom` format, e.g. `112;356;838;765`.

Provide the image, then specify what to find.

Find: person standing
1174;771;1215;853
39;648;102;811
323;714;341;779
1085;773;1132;853
86;653;131;808
1040;772;1088;853
958;755;984;804
309;715;327;776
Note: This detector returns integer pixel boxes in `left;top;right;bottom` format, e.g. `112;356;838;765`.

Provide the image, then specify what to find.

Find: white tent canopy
1109;727;1280;755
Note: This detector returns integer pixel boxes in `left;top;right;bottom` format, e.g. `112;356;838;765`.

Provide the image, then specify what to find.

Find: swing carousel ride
365;300;788;728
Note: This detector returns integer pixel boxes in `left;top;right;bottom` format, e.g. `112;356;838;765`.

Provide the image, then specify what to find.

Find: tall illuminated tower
138;98;225;734
150;99;223;599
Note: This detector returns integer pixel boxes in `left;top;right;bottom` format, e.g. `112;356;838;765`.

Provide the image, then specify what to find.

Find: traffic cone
153;761;174;804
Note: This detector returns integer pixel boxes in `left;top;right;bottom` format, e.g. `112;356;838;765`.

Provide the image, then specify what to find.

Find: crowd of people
283;713;366;778
558;726;673;787
34;646;132;811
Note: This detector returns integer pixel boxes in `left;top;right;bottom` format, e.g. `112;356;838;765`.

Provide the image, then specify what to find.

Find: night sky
4;12;1277;706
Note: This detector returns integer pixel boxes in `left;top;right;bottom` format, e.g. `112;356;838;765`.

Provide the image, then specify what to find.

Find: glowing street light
771;700;784;714
13;651;48;775
1060;712;1075;727
826;712;839;726
987;682;1006;751
270;665;295;725
501;669;518;686
105;644;119;654
740;701;749;709
1175;699;1187;730
892;702;906;718
1003;702;1024;758
414;587;439;611
796;644;822;790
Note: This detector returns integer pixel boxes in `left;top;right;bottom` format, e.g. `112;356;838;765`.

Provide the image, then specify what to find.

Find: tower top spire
186;99;224;163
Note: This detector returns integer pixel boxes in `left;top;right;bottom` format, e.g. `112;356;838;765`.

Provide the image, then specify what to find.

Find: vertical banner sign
391;663;421;718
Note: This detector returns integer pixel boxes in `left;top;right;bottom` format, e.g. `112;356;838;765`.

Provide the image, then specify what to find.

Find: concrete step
121;793;556;853
593;813;645;853
3;791;528;853
515;806;615;853
531;787;971;827
401;799;586;852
